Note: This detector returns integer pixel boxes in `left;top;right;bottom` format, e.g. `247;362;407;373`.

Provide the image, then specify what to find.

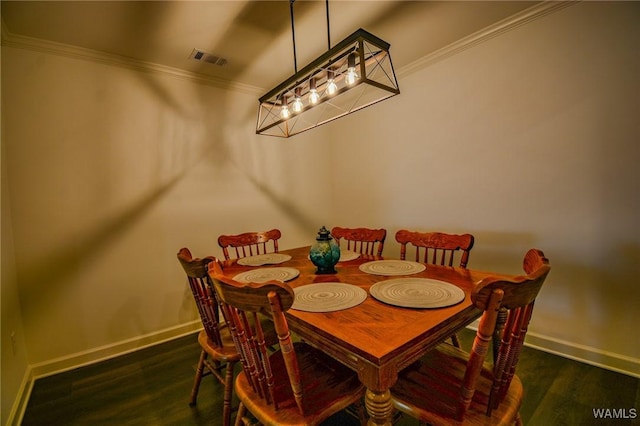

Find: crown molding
397;1;577;78
0;19;263;96
1;1;575;96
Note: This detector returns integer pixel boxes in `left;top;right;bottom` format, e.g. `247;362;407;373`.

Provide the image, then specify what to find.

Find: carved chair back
331;226;387;256
217;228;281;260
464;249;550;417
177;248;223;347
208;261;307;413
396;230;475;267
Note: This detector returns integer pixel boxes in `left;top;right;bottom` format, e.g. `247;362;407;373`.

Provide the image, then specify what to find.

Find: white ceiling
1;1;539;92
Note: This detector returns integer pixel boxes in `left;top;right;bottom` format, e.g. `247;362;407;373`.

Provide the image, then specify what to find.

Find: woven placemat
233;267;300;283
370;278;465;308
291;282;367;312
359;260;426;276
237;253;292;266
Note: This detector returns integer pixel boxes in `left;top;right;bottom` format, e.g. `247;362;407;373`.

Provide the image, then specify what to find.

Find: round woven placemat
370;278;465;308
237;253;292;266
291;282;367;312
359;260;426;276
233;267;300;283
339;250;360;262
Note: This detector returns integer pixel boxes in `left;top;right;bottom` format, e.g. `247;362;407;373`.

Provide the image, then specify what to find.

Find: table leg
365;388;393;426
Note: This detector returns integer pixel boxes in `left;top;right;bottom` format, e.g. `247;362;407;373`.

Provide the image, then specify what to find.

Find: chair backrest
176;248;223;347
395;230;475;267
217;229;282;260
460;249;550;419
207;261;304;414
331;226;386;256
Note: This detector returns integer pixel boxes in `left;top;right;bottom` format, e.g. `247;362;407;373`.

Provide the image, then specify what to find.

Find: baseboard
29;320;202;380
5;366;32;426
465;325;640;379
524;331;640;379
8;321;202;426
9;321;638;425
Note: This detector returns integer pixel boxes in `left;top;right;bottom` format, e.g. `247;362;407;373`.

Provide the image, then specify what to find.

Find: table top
220;246;505;370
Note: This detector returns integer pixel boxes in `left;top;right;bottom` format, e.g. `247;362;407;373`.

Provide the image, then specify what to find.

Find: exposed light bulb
309;89;320;104
326;69;338;96
327;80;338;95
292;87;303;112
308;78;320;104
346;53;359;86
280;96;290;119
292;98;303;113
345;68;358;86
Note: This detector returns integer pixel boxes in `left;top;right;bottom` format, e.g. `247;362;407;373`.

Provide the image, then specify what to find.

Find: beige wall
1;103;30;426
2;1;639;424
327;2;639;372
0;34;330;423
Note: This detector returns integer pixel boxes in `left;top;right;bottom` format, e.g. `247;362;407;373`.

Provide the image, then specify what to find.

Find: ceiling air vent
190;49;227;66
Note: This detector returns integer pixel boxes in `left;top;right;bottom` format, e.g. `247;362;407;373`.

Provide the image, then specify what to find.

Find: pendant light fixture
256;0;400;138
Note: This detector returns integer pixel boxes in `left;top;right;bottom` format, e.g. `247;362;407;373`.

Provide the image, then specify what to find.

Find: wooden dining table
219;246;514;425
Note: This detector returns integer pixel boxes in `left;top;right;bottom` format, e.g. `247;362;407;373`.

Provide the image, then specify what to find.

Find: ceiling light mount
256;1;399;138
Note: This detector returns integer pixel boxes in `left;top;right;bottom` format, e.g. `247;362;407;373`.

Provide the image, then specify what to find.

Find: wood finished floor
22;329;639;425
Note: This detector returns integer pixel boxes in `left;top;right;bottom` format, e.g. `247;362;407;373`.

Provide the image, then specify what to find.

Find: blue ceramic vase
310;226;340;274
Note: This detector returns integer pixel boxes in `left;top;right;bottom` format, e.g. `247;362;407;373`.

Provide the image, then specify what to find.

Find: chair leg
450;333;461;348
515;412;523;426
234;403;246;426
189;350;207;406
222;361;236;426
344;399;367;426
355;400;367;426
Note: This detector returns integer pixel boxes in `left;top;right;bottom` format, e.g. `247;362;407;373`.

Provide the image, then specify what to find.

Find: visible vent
190;49;227;66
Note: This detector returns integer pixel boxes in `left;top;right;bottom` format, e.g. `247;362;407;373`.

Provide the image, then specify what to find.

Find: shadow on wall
97;2;241;167
243;169;318;233
17;173;184;306
107;284;197;344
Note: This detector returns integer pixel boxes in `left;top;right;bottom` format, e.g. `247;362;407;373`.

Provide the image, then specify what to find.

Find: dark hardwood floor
22;329;639;425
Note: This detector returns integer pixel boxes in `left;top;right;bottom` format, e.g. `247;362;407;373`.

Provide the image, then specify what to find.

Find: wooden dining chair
391;249;551;426
331;226;387;256
395;229;475;347
208;260;366;426
176;248;240;426
395;229;475;268
218;228;282;260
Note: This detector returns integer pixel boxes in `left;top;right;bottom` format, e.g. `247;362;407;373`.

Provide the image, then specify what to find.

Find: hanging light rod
256;2;399;138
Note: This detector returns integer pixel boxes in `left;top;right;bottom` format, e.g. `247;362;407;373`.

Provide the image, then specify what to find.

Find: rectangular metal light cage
256;28;400;138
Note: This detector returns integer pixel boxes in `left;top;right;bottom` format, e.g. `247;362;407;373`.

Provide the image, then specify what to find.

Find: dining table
219;246;515;426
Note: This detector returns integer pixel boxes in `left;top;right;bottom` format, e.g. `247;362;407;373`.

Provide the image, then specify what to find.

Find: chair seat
235;342;365;426
392;343;523;426
198;327;240;362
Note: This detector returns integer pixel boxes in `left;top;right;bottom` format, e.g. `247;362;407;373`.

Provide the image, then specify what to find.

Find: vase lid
316;226;332;241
